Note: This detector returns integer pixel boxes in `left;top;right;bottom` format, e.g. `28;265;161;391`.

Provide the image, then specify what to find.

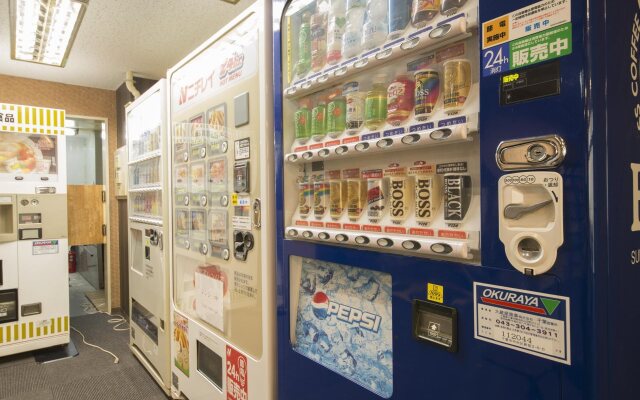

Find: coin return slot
517;237;542;262
430;24;452;39
431;243;453;254
402;240;421;250
377;238;393;247
355;236;370;245
377;138;393;148
401;134;421;145
335;234;348;242
355;142;370;152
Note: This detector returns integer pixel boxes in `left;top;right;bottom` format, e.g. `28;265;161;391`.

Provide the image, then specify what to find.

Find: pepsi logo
312;292;330;320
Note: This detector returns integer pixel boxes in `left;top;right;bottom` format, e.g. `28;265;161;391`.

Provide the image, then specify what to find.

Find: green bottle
365;74;388;131
297;12;312;77
295;98;312;143
327;88;347;138
311;99;328;141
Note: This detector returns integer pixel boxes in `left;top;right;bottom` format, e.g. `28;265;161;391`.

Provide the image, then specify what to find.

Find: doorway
65;117;109;317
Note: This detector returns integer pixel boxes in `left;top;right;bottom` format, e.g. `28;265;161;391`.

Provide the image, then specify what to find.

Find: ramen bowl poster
0;133;57;174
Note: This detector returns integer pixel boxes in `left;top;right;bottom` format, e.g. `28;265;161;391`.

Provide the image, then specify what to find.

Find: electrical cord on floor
70;326;119;364
82;302;129;332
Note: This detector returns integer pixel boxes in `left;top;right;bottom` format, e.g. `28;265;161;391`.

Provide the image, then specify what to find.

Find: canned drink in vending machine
344;81;365;133
314;181;330;218
329;171;348;220
299;181;313;218
443;59;472;115
387;73;415;127
412;0;441;28
364;169;387;224
345;169;367;222
385;165;413;225
414;69;440;121
414;174;441;225
388;0;412;40
327;88;347;138
443;174;472;225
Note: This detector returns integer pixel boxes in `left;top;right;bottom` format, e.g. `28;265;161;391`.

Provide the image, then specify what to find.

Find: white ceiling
0;0;254;90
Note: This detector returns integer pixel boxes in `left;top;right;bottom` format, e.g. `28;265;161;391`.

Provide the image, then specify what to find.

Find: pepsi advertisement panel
292;257;393;398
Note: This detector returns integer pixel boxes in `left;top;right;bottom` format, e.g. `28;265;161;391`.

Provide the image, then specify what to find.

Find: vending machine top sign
0;103;68;194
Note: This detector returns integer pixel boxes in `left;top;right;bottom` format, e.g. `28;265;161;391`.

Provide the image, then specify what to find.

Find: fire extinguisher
68;249;77;273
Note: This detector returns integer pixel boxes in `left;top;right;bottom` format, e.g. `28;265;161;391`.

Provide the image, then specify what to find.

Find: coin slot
377;238;393;247
517;237;543;262
355;236;370;245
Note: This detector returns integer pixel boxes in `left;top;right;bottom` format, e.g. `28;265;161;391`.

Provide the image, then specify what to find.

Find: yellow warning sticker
231;193;239;206
482;15;510;48
427;283;444;303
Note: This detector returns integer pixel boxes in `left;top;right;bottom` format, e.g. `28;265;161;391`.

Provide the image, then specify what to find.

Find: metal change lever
504;199;553;220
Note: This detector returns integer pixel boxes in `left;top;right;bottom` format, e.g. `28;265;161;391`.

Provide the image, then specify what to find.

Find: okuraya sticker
473;282;571;364
294;258;393;398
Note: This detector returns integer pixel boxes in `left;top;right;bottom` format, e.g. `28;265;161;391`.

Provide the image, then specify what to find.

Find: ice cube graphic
317;331;333;353
350;327;367;346
337;349;357;376
300;272;316;294
302;321;319;343
377;349;393;373
354;277;381;302
316;264;334;284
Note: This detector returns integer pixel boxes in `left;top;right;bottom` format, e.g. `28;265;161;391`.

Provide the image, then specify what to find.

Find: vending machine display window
0;133;59;177
280;0;481;264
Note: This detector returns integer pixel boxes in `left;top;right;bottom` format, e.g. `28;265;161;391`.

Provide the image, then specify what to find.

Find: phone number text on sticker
473;282;571;364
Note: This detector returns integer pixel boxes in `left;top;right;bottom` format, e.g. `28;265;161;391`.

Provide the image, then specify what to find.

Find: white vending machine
126;80;171;394
167;2;275;399
0;104;70;357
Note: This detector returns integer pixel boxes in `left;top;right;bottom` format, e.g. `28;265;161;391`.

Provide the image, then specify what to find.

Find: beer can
299;182;313;218
367;178;387;223
443;59;471;115
330;180;348;220
414;69;440;121
347;179;367;222
314;181;330;218
412;0;440;28
414;174;441;225
388;0;412;40
389;175;414;225
443;174;472;224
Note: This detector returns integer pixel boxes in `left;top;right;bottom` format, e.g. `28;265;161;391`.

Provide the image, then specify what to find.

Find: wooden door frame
67;114;112;313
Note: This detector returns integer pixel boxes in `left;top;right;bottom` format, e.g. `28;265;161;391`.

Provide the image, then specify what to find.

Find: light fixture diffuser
9;0;88;67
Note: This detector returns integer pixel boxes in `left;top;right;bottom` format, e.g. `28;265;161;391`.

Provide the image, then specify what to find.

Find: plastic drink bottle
327;0;346;65
311;0;329;72
297;12;312;77
365;74;388;131
363;0;388;50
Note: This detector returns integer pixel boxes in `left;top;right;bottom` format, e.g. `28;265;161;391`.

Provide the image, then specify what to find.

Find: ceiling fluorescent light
9;0;88;67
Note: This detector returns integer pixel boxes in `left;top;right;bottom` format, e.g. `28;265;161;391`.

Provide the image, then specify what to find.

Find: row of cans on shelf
298;163;472;226
294;58;471;143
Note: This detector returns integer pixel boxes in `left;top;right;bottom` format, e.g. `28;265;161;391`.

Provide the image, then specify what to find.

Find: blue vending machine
274;0;640;399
